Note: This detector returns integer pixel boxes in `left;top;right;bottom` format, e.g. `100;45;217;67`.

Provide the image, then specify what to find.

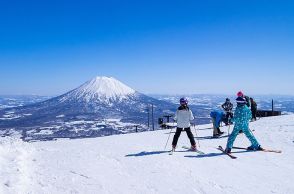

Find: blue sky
0;0;293;96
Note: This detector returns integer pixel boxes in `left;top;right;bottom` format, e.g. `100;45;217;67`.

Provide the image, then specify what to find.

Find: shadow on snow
125;151;170;157
184;150;252;158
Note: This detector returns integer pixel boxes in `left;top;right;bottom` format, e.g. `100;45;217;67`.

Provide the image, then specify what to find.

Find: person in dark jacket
250;97;257;121
172;98;196;151
244;95;251;107
210;110;225;138
221;98;233;125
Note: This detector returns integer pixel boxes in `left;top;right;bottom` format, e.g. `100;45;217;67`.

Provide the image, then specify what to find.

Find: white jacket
174;108;194;128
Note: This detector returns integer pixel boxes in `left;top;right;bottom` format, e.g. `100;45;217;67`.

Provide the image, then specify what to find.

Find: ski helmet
180;97;188;105
226;98;230;101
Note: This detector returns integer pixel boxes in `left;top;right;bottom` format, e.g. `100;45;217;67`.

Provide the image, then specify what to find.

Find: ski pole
248;127;254;136
194;124;200;148
227;123;231;136
164;124;174;150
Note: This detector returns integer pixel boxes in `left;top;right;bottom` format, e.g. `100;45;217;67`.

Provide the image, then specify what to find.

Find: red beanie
237;91;244;97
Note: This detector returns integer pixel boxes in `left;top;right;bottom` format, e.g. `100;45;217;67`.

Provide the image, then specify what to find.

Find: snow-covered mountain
1;115;293;193
63;76;136;102
0;76;175;140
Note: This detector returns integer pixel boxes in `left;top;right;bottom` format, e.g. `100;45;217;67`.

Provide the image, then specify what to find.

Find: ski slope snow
1;115;294;194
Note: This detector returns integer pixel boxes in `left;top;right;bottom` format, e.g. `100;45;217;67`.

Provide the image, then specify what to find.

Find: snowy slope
1;115;294;194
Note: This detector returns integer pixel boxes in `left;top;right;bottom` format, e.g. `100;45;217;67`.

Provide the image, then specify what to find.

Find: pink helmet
237;91;244;97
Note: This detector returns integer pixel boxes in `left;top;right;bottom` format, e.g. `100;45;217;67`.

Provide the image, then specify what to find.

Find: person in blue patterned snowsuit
225;91;262;153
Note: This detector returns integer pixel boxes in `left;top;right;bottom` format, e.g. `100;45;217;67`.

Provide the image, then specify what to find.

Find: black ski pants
251;109;257;120
225;112;233;124
172;127;196;147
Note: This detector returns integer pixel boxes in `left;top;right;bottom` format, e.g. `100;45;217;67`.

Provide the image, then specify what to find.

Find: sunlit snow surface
1;115;294;194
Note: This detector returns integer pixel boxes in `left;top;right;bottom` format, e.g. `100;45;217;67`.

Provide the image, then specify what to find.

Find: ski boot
225;147;231;154
247;145;263;151
190;145;197;151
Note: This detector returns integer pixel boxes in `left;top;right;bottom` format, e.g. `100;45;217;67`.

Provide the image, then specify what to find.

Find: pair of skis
182;146;205;155
169;145;282;158
169;146;205;155
218;146;282;159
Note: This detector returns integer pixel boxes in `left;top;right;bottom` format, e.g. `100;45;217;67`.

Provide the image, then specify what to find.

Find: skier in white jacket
171;97;196;151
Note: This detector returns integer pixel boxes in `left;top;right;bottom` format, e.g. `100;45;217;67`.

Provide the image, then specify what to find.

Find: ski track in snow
1;115;294;194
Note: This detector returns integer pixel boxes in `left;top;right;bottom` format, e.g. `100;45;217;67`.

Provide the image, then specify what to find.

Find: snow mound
0;137;35;194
